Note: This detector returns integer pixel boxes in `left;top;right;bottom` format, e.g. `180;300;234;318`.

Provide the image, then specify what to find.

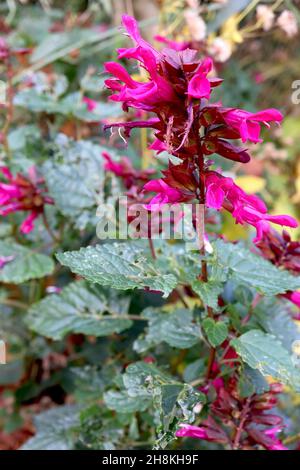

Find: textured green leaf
0;360;23;385
57;242;178;298
214;239;300;295
64;366;106;401
20;405;81;450
191;279;223;310
14;89;121;121
8;125;41;151
0;241;54;283
104;361;205;448
136;308;201;350
160;384;184;415
122;362;173;397
231;330;300;388
26;280;131;340
202;318;228;347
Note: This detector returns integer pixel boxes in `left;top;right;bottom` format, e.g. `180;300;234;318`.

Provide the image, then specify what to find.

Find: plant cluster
0;2;299;451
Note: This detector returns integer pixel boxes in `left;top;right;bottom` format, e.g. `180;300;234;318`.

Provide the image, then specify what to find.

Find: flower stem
232;397;252;449
42;213;59;244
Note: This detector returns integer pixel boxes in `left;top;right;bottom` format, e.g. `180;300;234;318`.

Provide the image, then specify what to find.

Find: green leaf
135;308;201;350
253;298;300;352
202;318;228;347
72;97;121;122
214;239;300;296
26;280;131;340
42;138;106;229
177;249;226;309
0;241;54;283
191;279;223;310
104;361;205;448
20;405;80;450
231;329;300;389
183;359;205;383
57;242;178;298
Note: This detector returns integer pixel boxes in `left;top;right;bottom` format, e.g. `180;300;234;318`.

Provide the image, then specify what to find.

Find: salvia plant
0;6;300;452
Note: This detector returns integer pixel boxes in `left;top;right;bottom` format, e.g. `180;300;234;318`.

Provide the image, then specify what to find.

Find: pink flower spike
0;166;13;180
154;35;189;51
222;108;284;143
20;211;39;234
251;109;283;123
83;96;98;112
188;58;213;100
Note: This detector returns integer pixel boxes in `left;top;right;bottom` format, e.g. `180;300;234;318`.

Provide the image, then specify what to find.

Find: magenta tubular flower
255;229;300;311
282;291;300;309
0;166;53;234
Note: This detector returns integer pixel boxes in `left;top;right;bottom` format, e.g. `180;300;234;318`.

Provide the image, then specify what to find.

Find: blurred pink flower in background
0;166;53;234
256;5;275;31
